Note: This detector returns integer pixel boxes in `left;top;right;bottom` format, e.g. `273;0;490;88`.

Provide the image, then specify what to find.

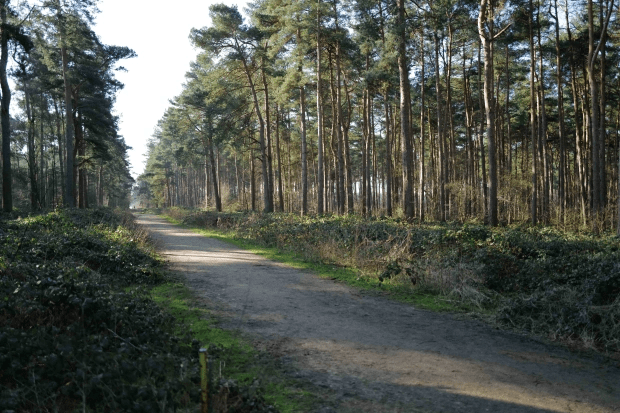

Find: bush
0;208;277;412
499;287;620;351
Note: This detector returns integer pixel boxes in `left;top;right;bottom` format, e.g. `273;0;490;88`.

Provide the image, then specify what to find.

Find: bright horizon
94;0;246;180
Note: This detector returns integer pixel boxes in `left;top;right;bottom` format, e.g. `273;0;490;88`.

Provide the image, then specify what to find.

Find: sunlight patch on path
287;338;610;413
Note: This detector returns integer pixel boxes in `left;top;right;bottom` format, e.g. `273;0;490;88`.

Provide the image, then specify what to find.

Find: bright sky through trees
94;0;244;178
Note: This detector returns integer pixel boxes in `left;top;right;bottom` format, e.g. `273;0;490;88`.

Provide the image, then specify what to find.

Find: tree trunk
53;98;65;207
316;4;325;215
332;49;345;214
332;6;354;215
300;83;308;215
434;31;446;221
366;91;373;215
447;23;455;217
260;69;274;213
463;52;472;216
362;88;368;216
553;0;566;219
275;105;285;211
342;114;354;214
297;28;308;216
208;135;222;212
59;7;75;208
565;0;587;225
76;113;87;209
378;2;392;217
384;87;393;217
588;0;600;225
39;94;46;208
479;0;498;226
618;114;620;234
25;85;39;209
250;143;256;211
598;2;608;211
587;0;614;227
537;3;549;224
98;164;104;206
0;0;10;212
260;58;275;212
242;55;272;212
505;46;511;177
529;0;537;224
286;112;293;211
419;34;425;221
477;42;488;219
397;0;413;219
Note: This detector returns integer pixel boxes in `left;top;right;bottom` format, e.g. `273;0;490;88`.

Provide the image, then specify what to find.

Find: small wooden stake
199;348;208;413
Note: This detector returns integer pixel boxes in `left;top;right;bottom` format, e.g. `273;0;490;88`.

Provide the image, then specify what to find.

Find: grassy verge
159;207;620;355
149;280;318;413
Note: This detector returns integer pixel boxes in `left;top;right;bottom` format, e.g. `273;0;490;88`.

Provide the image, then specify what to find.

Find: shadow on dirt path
136;214;620;413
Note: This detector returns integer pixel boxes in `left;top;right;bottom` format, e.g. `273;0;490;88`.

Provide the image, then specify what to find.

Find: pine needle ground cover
164;207;620;355
0;208;277;413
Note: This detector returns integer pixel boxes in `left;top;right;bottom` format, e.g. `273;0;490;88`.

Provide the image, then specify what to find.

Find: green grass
150;279;318;412
151;282;246;350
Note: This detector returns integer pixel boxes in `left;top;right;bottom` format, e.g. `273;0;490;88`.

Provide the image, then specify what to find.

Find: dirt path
136;214;620;413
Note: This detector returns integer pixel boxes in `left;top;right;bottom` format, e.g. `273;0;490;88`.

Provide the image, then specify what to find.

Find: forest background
2;0;620;234
132;0;620;234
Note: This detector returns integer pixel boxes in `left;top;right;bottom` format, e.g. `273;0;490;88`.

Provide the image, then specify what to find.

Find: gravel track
136;213;620;413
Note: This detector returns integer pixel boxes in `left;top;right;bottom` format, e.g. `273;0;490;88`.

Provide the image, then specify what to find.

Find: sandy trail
136;214;620;413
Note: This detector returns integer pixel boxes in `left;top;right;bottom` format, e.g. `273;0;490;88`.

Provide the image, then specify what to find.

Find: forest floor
136;213;620;413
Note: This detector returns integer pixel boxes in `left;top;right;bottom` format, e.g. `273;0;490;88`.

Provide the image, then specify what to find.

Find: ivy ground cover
0;208;277;413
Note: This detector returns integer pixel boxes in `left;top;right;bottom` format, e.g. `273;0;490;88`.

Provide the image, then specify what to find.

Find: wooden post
199;348;208;413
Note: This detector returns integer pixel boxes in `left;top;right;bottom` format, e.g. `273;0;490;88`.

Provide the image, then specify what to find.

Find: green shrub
0;208;277;412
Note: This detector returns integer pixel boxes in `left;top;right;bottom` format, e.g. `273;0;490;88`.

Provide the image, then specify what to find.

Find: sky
94;0;245;180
